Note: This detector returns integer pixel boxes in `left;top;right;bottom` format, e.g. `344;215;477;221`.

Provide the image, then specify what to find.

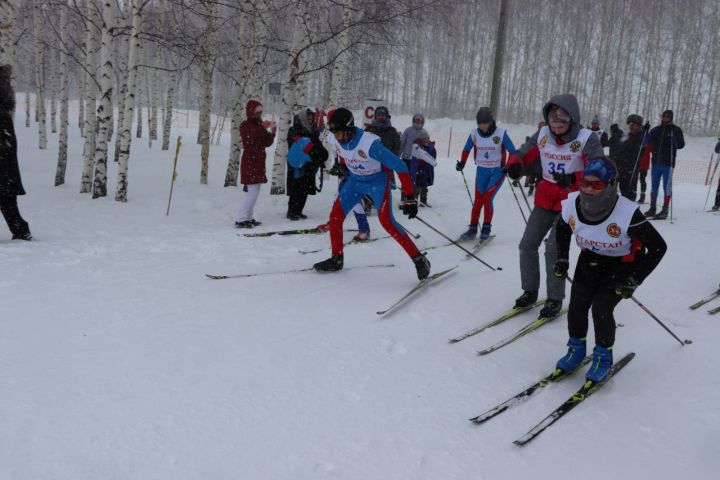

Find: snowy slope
1;108;719;480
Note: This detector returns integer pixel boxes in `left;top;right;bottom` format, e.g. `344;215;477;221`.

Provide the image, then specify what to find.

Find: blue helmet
583;157;617;184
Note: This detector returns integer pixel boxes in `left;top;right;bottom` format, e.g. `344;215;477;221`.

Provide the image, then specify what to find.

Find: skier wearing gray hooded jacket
505;94;605;319
400;113;426;160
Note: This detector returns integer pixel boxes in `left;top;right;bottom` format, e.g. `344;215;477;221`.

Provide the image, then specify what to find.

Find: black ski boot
234;220;254;228
644;204;656;217
654;205;669;220
637;193;645;204
412;253;431;280
514;290;538;309
712;202;720;211
12;232;33;241
539;299;563;318
314;254;344;272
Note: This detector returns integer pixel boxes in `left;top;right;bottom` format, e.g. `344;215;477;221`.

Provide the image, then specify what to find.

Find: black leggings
0;195;30;237
638;169;648;194
288;194;308;216
567;253;623;347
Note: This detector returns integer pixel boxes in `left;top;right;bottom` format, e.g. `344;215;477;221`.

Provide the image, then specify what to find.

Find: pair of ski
471;352;636;445
241;227;359;238
298;230;421;255
206;263;393;280
449;301;568;356
689;287;720;314
422;235;493;253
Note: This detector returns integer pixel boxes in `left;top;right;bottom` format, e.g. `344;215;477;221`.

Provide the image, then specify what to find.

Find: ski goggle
579;178;608;190
548;108;571;124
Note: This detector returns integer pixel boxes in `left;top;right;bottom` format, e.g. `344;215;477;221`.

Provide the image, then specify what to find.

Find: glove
643;121;651;132
553;259;569;278
401;195;418;219
553;172;575;188
505;162;522;180
455;161;465;171
615;276;638;299
610;124;622;136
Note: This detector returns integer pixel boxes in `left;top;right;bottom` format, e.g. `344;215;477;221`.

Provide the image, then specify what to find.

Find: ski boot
644;204;656;217
412;253;431;280
287;212;301;221
712;203;720;212
459;225;478;241
555;337;587;374
317;222;330;232
539;299;563;318
250;219;262;226
314;254;344;272
480;223;492;240
234;220;254;229
654;205;669;220
514;290;538;309
586;345;614;383
353;231;371;242
637;193;645;204
11;232;33;241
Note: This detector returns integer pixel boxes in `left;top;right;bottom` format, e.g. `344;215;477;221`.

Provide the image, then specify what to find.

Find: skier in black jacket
610;114;645;200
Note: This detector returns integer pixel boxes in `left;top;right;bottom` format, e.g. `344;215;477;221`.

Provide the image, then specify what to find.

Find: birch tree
33;0;47;149
91;0;114;198
80;0;97;193
328;0;352;108
160;0;176;151
55;1;69;186
114;0;130;161
198;0;215;185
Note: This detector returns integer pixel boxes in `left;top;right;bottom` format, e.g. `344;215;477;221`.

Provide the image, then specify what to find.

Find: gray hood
542;94;581;143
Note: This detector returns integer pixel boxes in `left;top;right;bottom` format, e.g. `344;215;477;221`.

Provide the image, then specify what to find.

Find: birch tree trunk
114;0;130;161
50;47;57;134
135;69;143;139
92;0;114;199
80;0;97;193
33;0;47;149
328;0;351;109
160;0;175;151
115;0;142;203
198;0;215;185
55;2;69;186
271;0;310;195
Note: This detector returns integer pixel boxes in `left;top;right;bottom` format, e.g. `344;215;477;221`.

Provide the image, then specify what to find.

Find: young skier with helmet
456;107;516;241
552;157;666;383
313;108;430;280
505;94;605;319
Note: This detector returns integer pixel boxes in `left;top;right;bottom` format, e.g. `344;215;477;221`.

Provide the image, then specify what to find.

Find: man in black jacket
610;114;645;200
0;65;32;240
365;106;401;211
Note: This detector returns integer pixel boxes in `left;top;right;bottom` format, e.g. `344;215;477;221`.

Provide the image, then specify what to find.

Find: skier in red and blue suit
456;107;516;240
313;108;430;280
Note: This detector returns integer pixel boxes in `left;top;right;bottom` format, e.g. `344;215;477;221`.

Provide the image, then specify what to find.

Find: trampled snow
1;108;718;479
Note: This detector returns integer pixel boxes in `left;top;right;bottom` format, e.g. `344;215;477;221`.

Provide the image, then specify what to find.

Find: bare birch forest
0;0;718;200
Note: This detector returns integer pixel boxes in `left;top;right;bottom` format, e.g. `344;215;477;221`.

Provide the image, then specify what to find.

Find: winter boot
480;223;492;240
234;220;254;229
644;204;656;217
514;290;539;309
250;219;262;226
314;253;344;272
539;299;563;318
654;205;669;220
412;253;431;280
637;193;645;204
11;232;33;241
459;225;478;241
712;203;720;212
353;231;370;242
287;212;301;221
586;345;614;383
555;337;587;374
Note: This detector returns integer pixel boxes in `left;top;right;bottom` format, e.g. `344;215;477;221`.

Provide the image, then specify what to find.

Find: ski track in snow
1;111;719;479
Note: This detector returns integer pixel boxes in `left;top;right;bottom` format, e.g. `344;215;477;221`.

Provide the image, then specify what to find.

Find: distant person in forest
408;129;437;206
641;110;685;219
589;115;609;147
609;114;647;201
712;138;720;211
235;100;276;229
285;109;328;220
0;64;32;240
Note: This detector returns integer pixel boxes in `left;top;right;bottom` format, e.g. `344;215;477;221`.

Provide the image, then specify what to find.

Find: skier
505;94;605;319
713;138;720;211
286;109;328;220
553;157;666;383
313;108;430;280
0;64;32;240
456;107;516;240
611;114;646;201
641;110;685;219
589;115;609;147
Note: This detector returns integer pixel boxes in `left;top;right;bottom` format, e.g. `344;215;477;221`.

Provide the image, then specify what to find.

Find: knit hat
591;115;600;125
662;110;674;120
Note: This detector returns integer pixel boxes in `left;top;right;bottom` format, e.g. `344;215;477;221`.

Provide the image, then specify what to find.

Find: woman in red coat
236;100;276;228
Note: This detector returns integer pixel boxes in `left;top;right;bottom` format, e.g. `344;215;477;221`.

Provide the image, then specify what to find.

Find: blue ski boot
480;223;492;240
555;337;586;373
459;225;478;241
586;345;613;383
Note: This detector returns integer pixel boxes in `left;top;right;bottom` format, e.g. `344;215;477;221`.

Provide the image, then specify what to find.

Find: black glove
505;162;522;180
615;276;639;299
553;172;575;188
643;121;651;132
553;259;569;278
456;161;465;171
401;195;418;219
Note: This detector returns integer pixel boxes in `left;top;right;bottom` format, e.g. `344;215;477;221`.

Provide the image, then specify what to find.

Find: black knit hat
328;108;355;132
662;110;674;120
374;106;390;118
476;107;493;124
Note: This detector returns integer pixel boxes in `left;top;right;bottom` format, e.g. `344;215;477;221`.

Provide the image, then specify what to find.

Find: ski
513;352;636;446
469;355;592;425
689;288;720;309
376;266;458;316
465;235;495;258
448;301;545;343
206;263;394;280
422;237;475;253
298;235;392;254
708;304;720;315
477;308;569;356
241;228;359;237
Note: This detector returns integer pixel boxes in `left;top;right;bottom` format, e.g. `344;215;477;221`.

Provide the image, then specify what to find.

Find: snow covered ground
2;108;719;479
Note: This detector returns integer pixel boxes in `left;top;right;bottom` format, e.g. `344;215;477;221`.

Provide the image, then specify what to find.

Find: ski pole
460;170;473;207
166;136;182;216
415;216;500;271
670;129;675;224
629;296;692;346
506;177;527;224
517;180;533;212
703;154;718;210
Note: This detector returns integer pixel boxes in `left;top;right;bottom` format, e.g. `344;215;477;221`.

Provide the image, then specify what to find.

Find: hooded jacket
0;65;25;197
642;123;685;168
400;113;426;160
239;100;276;185
507;94;605;212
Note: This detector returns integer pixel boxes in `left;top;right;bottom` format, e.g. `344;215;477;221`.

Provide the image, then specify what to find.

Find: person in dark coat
610;114;646;201
364;106;401;212
712;138;720;211
235;100;276;228
285;109;328;220
0;64;32;240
